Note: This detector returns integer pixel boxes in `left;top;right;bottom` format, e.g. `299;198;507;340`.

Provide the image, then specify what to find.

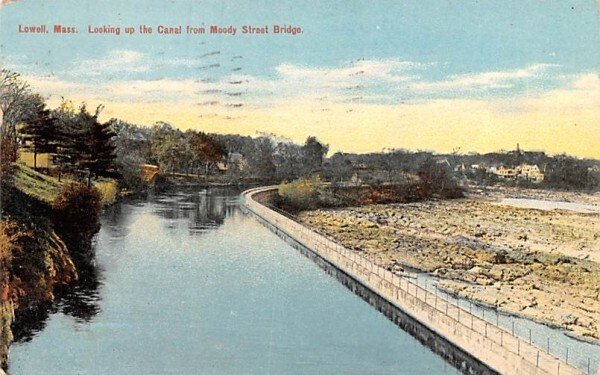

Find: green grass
11;165;68;203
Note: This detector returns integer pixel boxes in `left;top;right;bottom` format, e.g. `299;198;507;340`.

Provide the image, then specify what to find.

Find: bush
360;183;429;205
117;159;148;194
278;176;324;210
95;180;118;206
51;183;102;253
417;158;464;199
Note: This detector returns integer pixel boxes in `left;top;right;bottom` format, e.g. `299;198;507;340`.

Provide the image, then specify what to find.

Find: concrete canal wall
241;186;584;375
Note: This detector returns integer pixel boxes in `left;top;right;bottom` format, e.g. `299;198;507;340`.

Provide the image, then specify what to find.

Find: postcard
0;1;598;374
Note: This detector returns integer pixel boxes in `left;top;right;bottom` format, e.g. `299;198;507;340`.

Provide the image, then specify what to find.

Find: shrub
278;176;324;210
0;221;18;270
117;159;148;194
95;179;118;206
360;183;429;205
417;158;464;199
51;183;102;253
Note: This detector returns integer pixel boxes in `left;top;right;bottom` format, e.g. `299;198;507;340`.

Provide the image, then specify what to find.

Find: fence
241;186;591;375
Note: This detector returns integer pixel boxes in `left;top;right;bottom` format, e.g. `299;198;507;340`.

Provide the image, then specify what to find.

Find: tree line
2;68;598;192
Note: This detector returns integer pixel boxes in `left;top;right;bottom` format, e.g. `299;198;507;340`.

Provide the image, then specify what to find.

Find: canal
7;188;453;374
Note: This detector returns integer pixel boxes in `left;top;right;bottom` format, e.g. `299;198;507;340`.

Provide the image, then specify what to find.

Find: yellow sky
36;72;600;159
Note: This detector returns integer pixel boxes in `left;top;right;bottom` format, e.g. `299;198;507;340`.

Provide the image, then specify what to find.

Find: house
216;162;228;173
491;164;544;182
494;165;518;179
516;164;544;182
17;149;58;170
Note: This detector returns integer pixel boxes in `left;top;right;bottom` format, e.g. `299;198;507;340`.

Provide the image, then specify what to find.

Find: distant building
516;164;544;182
494;165;518;179
17;149;58;171
491;164;544;182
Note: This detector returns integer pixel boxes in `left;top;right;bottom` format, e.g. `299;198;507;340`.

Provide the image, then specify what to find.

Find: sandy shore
297;195;600;341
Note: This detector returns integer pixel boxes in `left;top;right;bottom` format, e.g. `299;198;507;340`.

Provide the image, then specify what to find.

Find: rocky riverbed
297;196;600;341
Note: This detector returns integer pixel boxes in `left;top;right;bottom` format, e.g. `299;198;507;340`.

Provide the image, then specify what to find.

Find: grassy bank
0;165;104;369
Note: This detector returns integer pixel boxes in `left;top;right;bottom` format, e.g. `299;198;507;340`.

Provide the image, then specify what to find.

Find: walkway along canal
241;186;587;375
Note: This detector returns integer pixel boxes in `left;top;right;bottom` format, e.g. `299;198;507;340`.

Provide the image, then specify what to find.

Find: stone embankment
242;186;585;375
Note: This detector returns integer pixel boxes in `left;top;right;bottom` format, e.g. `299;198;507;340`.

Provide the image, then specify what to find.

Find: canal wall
241;186;584;375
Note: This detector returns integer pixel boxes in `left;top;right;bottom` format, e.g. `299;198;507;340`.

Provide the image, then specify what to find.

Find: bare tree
0;69;31;137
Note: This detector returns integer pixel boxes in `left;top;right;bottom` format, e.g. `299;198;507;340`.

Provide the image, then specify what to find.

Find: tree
273;141;304;180
418;158;452;192
150;122;192;175
0;69;31;138
301;136;328;176
18;95;59;171
53;104;117;180
85;110;117;179
187;130;227;179
324;152;354;182
544;155;589;190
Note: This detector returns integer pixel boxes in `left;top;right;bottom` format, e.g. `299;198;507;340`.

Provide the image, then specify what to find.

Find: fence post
529;328;532;344
565;347;568;364
536;350;539;367
512;321;515;335
547;337;550;353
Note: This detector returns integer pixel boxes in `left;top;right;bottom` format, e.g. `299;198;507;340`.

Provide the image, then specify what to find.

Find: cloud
411;64;559;92
69;50;150;77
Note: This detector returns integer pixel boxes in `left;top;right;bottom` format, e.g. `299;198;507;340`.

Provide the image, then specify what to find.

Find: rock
475;277;493;286
489;265;504;281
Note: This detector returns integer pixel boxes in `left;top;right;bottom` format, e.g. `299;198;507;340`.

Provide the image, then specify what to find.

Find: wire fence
241;187;595;375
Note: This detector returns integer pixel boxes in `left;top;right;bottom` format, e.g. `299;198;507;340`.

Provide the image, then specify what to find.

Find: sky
1;0;599;158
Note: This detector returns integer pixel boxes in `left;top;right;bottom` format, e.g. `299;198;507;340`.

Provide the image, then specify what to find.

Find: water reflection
11;186;244;344
12;247;103;343
54;256;103;324
151;187;242;234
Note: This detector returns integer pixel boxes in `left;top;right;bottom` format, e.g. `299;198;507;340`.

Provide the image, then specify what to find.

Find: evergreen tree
52;104;117;180
18;97;59;171
87;115;117;178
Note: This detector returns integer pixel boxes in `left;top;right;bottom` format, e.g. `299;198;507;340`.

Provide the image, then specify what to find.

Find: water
7;187;452;375
496;198;600;213
411;273;600;374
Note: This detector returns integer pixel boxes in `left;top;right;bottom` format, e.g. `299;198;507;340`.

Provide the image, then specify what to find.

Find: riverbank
0;165;101;370
296;193;599;342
